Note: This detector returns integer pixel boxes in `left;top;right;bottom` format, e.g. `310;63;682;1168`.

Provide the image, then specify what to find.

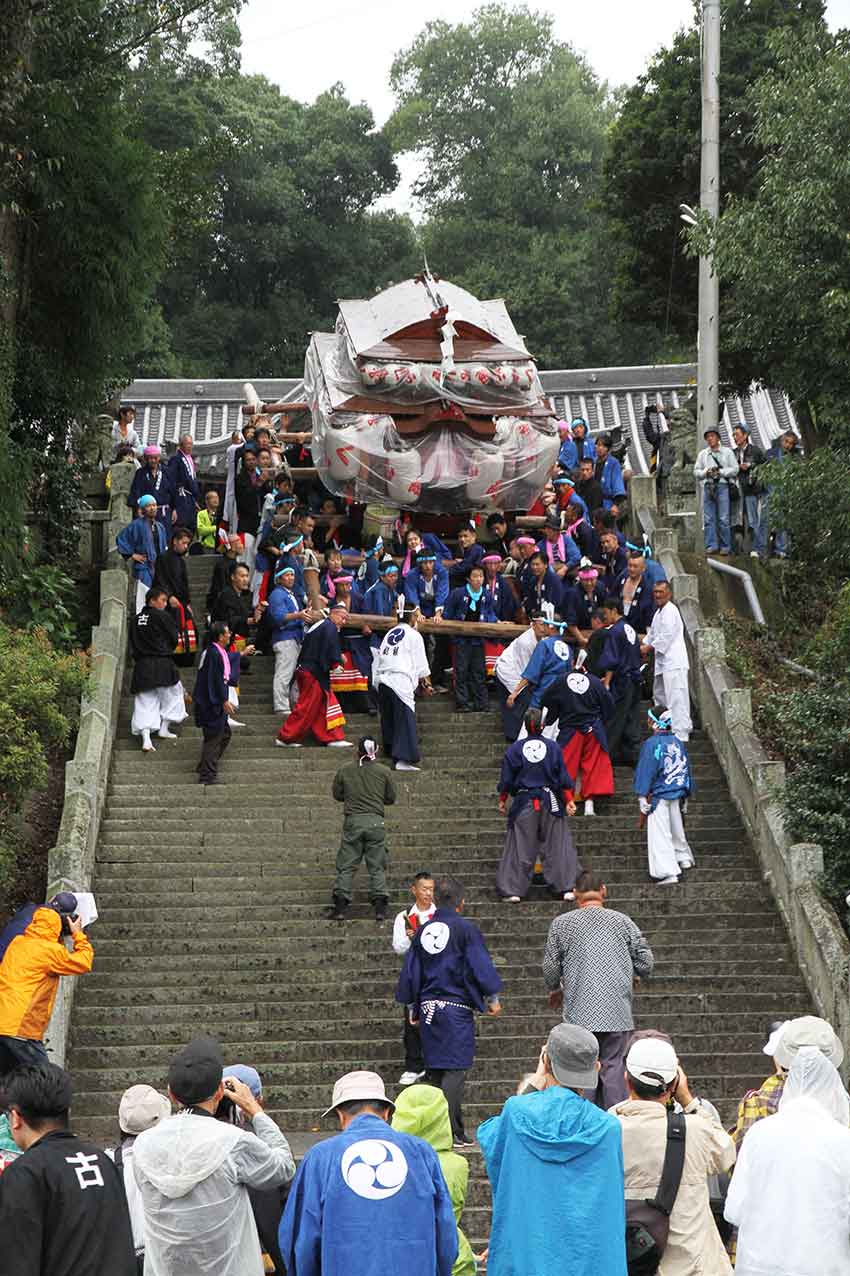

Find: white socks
141;729;156;752
584;799;595;816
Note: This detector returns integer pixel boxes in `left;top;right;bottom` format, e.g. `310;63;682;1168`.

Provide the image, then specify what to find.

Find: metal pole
698;0;721;440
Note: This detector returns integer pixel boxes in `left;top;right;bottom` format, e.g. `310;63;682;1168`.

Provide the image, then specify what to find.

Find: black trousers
0;1034;48;1078
198;722;231;783
425;1067;467;1141
498;681;532;741
403;1013;424;1071
607;681;642;766
454;642;486;710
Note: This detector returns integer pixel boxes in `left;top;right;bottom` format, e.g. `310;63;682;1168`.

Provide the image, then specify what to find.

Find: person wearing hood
392;1084;476;1276
133;1036;294;1276
724;1046;850;1276
0;895;93;1074
278;1070;457;1276
477;1023;627;1276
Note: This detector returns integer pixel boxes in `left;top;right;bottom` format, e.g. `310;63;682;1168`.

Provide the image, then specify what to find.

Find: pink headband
579;568;598;580
557;420;571;434
143;445;160;457
335;575;353;585
482;554;502;564
516;536;536;546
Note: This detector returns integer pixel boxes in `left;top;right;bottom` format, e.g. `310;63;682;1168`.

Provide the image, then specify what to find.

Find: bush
763;448;850;580
0;624;88;892
0;564;81;649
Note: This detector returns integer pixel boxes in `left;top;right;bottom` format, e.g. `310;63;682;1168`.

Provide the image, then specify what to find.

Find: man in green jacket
328;735;397;923
392;1084;476;1276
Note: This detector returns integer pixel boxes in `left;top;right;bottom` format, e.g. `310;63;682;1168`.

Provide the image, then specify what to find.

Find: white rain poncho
725;1048;850;1276
132;1111;295;1276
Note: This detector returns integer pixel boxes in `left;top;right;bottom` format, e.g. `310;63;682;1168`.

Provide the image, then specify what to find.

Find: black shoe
456;705;472;714
373;897;388;923
327;895;349;922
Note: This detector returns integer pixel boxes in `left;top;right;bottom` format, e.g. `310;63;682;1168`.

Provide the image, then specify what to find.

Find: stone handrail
629;475;850;1057
45;467;135;1064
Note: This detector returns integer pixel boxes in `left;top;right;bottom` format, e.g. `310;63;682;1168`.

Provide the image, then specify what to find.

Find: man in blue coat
192;620;235;784
396;876;502;1147
506;612;572;711
166;434;202;535
634;705;695;884
594;432;627;516
597;597;643;766
279;1070;457;1276
116;493;168;613
496;710;579;902
127;445;174;529
478;1023;627;1276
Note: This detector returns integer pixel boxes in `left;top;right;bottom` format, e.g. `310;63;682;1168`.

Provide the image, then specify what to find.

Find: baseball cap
118;1085;171;1135
545;1023;599;1090
167;1037;224;1105
626;1037;679;1088
774;1016;844;1070
47;891;78;915
224;1064;262;1098
703;427;721;440
763;1020;790;1059
322;1070;394;1118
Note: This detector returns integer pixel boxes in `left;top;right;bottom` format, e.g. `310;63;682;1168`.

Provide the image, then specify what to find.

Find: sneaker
157;727;177;739
504;896;521;903
749;551;759;559
398;1070;426;1086
228;718;246;728
275;740;301;748
563;891;576;901
396;761;421;771
583;799;595;817
452;1137;475;1150
328;740;354;748
656;875;680;886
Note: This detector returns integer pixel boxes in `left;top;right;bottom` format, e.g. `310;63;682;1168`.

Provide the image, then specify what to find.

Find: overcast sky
238;0;850;210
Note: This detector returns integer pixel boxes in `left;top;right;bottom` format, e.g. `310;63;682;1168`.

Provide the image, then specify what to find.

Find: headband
365;536;384;557
626;541;652;558
482;554;502;564
648;708;672;727
283;535;304;552
416;552;437;563
552;476;574;486
359;737;378;765
137;494;156;508
516;536;536;546
578;568;598;580
334;574;353;585
143;445;160;457
275;564;296;578
380;562;399;575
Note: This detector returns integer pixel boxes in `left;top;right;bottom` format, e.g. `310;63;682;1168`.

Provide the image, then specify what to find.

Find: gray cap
774;1016;844;1070
322;1070;395;1118
546;1023;599;1090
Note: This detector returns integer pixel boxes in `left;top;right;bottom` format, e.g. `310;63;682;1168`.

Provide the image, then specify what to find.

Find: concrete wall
45;468;134;1064
632;477;850;1055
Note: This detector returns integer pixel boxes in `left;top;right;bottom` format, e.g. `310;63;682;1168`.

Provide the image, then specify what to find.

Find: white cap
763;1021;790;1058
774;1016;844;1071
626;1038;679;1088
322;1070;394;1118
118;1085;171;1135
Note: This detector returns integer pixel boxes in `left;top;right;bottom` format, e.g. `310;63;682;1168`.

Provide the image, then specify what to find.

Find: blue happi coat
166;450;201;532
364;579;401;649
597;618;641;701
396;907;502;1014
520;567;564;619
634;729;694;811
477;1088;627;1276
278;1113;458;1276
539;669;615;751
484;574;517;622
557;435;595;471
443;585;498;645
127;464;174;528
616;575;658;633
561;582;605;630
597;453;627;508
498;735;574;824
116;517;167;586
268;582;307;645
448;542;484;588
521;634;573;706
404;564;449;617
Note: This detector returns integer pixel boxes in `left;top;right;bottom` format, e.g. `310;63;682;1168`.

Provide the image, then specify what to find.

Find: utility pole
698;0;721;439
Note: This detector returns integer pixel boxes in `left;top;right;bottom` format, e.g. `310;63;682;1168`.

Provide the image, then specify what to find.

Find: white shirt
646;601;689;673
495;626;539;692
693;444;739;482
372;624;430;712
392;903;437;956
134;1111;294;1276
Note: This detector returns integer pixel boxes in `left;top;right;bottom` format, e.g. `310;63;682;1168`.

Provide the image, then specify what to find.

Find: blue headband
648;709;671;727
380;562;398;575
416;553;436;563
283;534;303;552
626;541;652;558
365;536;383;557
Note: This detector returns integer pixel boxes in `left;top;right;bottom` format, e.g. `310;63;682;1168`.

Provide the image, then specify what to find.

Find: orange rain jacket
0;907;94;1041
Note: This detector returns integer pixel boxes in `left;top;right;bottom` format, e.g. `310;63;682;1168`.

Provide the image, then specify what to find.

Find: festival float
302;273;559;515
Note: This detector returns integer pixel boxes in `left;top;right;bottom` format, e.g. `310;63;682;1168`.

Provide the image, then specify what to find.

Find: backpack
625;1110;686;1276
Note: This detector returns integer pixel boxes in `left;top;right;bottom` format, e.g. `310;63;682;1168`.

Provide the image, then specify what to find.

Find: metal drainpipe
706;556;818;678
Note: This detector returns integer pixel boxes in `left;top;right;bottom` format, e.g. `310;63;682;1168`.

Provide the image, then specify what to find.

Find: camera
60;912;78;936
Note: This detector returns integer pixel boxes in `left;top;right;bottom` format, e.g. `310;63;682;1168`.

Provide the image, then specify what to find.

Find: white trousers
131;683;187;735
272;639;301;713
647;798;694;879
653;668;692;741
242;532;257;574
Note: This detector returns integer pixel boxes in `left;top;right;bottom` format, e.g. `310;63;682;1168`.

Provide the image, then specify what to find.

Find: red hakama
561;730;614;799
277;670;346;744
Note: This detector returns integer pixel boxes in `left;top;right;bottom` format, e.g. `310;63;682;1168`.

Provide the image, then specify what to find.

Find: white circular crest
385;627;405;647
567;672;590;694
420;921;450;955
522;738;547;764
624;623;637;645
553;640;571;661
341;1139;408;1201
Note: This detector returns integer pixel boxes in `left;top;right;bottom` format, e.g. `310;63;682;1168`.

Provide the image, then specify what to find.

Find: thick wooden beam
341;613;527;639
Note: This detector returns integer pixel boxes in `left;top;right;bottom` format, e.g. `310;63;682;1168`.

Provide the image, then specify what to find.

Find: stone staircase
66;552;811;1245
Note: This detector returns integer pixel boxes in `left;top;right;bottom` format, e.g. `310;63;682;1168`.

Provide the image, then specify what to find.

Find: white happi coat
372;623;430;712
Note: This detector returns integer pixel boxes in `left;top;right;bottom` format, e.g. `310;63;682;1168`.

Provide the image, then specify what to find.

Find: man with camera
0;893;93;1075
693;428;739;555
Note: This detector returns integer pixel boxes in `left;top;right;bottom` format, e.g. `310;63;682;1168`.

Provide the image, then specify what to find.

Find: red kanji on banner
336;446;354;468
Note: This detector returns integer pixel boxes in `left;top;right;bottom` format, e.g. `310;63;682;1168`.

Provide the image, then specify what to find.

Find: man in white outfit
642;580;692;742
371;607;432;771
494;615;546;740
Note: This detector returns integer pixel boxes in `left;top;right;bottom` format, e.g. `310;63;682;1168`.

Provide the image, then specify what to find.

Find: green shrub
762;448;850;579
0;564;81;649
0;624;88;891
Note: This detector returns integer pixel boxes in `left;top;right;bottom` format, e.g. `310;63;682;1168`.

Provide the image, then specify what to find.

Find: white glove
638;797;652;816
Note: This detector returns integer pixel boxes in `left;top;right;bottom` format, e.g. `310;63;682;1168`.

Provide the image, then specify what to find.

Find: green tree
603;0;827;357
387;4;638;369
133;65;419;376
701;27;850;446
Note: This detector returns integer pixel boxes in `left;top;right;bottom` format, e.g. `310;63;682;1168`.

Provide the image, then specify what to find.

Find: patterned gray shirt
543;905;654;1032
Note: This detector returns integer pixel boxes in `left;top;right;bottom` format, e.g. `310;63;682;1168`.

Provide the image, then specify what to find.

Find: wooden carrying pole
340;613;528;640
